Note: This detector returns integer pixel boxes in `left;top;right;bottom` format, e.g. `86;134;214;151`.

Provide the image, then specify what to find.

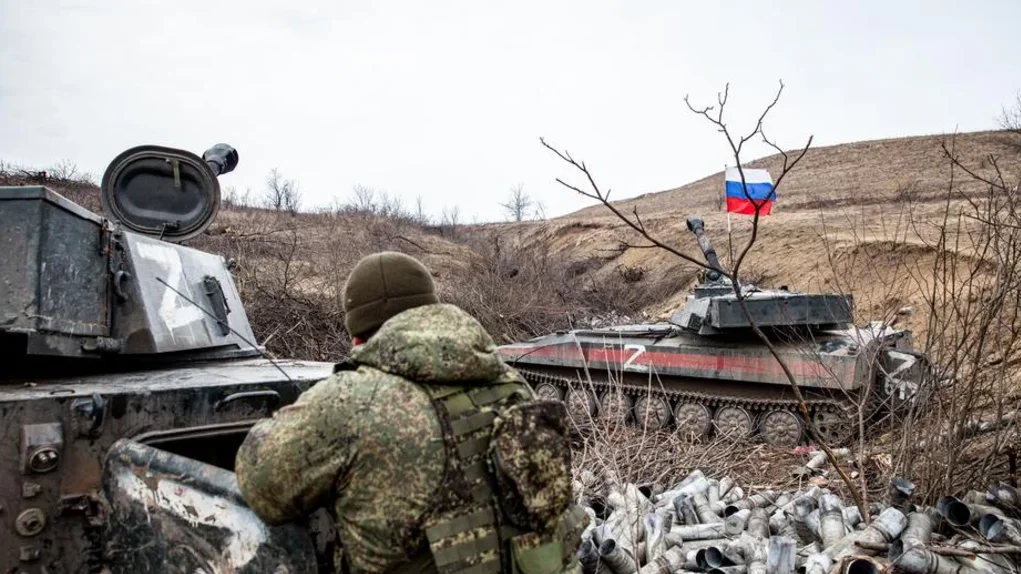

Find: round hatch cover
100;145;221;243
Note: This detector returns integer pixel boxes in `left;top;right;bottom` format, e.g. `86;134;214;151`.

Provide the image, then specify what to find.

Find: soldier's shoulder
317;365;438;420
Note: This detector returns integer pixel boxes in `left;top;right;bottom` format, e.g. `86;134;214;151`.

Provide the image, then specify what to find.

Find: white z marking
622;344;648;372
135;242;205;330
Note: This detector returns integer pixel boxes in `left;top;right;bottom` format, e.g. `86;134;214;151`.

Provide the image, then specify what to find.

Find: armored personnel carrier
1;144;335;573
497;216;928;447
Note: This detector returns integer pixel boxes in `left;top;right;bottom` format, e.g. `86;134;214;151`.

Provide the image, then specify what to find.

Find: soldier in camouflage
235;251;585;574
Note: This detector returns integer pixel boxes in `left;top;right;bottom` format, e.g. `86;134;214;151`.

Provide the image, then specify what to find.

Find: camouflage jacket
235;304;536;574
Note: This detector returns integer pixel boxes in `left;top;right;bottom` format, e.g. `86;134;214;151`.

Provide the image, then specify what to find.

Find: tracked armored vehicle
1;145;334;573
497;216;928;447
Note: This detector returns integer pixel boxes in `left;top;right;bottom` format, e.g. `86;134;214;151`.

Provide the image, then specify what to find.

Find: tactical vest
410;380;584;574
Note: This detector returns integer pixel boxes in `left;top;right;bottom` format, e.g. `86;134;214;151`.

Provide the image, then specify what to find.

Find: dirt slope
563;130;1017;220
493;130;1021;343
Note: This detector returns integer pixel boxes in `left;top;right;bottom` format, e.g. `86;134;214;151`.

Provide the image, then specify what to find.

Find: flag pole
727;211;733;266
725;164;734;269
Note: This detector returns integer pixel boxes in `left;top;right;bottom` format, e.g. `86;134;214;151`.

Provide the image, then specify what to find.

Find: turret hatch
100;145;230;243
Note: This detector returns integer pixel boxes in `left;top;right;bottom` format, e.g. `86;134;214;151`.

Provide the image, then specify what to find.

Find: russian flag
725;167;775;215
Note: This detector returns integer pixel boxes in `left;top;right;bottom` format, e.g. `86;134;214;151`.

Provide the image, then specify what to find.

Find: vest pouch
510;533;564;574
490;399;573;533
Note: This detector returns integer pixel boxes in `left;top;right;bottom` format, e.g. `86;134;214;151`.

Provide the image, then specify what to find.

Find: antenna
155;277;294;383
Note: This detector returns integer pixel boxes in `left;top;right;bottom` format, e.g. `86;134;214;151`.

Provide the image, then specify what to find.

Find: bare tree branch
541;81;872;522
539;137;713;272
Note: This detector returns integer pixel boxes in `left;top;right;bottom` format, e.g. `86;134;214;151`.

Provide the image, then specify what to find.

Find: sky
2;1;1020;222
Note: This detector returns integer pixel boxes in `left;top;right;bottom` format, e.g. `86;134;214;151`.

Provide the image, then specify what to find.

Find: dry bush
806;137;1021;503
438;227;677;344
198;204;676;361
888;141;1021;500
195;204;457;361
0;161;101;212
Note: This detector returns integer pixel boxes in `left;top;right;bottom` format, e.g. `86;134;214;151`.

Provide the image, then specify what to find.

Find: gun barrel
202;144;239;177
686;216;724;277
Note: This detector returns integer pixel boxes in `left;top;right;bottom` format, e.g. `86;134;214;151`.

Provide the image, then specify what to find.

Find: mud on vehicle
496;216;931;447
1;145;336;573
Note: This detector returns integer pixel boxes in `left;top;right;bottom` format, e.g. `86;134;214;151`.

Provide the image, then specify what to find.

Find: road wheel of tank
533;381;563;401
760;410;804;447
599;390;633;424
634;395;673;429
713;406;754;439
812;407;854;445
674;402;712;438
564;388;599;426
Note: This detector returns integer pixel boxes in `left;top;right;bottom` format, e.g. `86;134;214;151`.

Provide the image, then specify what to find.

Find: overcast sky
2;1;1019;222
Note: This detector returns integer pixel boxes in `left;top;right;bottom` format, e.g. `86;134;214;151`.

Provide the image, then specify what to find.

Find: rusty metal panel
0;186;110;340
102;439;317;573
0;359;333;573
707;293;854;329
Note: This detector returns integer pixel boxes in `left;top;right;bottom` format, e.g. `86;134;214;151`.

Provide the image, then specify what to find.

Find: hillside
493;130;1021;344
563;130;1018;219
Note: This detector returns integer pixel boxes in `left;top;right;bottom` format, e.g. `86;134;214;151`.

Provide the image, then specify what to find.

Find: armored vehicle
1;144;335;573
497;216;928;447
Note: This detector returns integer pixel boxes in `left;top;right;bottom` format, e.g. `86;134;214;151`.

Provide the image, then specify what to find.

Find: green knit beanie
343;251;439;338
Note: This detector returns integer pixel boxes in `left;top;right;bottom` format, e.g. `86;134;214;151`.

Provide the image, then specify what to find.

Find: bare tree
349;185;377;213
224;185;256;209
263;168;301;214
341;185;412;220
441;205;461;239
49;159;80;180
500;183;534;222
538;81;876;520
998;90;1021;137
533;199;548;221
48;159;95;184
223;185;240;208
414;195;430;225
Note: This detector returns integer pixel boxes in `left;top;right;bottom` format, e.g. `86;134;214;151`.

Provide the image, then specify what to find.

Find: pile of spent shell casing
574;466;1021;574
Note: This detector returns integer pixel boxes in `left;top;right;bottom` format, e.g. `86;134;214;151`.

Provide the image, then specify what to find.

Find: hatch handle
113;270;132;301
202;275;231;336
214;390;281;413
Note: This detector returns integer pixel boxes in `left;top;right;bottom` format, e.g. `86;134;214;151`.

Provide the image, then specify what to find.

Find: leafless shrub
337;185;414;221
48;159;96;184
894;179;925;203
997;91;1021;154
804;133;1021;502
886;137;1021;499
438;205;462;240
193;199;670;362
533;199;548;221
0;159;102;212
326;186;428;251
262;168;301;214
500;183;534;222
200;211;368;361
223;186;256;209
414;195;430;225
998;91;1021;137
616;264;646;283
